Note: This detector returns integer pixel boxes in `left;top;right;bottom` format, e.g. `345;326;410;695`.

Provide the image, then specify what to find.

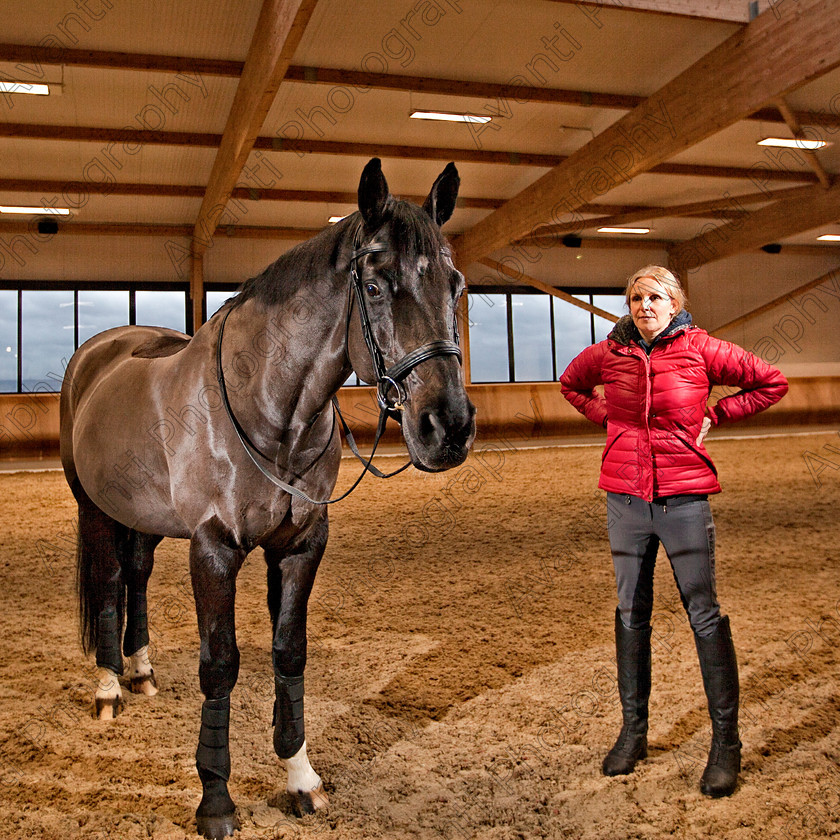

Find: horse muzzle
402;391;476;472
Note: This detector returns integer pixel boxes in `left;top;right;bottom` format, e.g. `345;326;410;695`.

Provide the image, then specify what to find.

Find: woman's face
629;277;678;342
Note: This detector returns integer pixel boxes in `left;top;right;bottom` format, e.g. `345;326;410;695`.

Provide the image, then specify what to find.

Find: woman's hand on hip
696;416;712;447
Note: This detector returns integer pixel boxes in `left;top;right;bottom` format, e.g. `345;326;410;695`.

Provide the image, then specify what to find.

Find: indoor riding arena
1;2;839;839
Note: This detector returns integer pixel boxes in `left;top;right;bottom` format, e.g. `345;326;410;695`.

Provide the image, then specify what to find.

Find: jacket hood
609;309;693;346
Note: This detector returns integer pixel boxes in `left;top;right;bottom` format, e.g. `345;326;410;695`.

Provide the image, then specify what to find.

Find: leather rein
216;225;462;505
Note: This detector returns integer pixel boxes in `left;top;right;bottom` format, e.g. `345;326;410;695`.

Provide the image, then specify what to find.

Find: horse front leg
265;511;329;815
189;518;246;840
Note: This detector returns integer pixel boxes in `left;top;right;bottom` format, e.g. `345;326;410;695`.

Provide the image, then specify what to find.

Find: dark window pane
78;290;129;346
21;290;74;391
593;294;626;343
554;296;592;377
511;294;552;381
135;291;186;332
0;291;18;392
468;293;509;382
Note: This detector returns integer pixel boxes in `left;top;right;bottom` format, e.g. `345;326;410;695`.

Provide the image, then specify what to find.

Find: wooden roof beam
455;0;840;268
0;219;318;239
772;96;832;188
543;0;773;23
669;181;840;271
0;123;819;184
522;185;819;241
4;43;840;130
191;0;318;258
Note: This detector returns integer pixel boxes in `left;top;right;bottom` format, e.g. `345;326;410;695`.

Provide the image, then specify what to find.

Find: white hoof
283;742;328;814
128;646;158;696
290;781;329;815
94;667;122;720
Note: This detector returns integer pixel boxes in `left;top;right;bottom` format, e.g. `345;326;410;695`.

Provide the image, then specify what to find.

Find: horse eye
365;283;381;298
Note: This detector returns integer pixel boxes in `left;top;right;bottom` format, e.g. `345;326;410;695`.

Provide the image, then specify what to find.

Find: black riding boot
694;615;741;798
603;608;652;776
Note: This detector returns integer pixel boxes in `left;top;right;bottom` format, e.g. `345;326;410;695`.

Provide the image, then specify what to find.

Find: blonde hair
624;265;688;312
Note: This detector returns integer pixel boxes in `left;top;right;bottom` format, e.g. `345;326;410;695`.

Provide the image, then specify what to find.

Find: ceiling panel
0;0;837;305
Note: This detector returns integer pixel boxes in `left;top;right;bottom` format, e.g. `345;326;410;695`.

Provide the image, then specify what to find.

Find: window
554;296;593;378
592;294;627;343
21;290;74;391
0;285;189;392
135;291;186;332
206;290;237;319
468;289;624;383
468;293;509;383
512;294;553;381
77;290;129;346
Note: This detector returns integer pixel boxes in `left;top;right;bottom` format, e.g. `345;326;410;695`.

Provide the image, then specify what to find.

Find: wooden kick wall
2;378;838;462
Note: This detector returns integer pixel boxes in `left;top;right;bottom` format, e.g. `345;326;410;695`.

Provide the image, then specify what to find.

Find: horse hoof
94;696;123;720
290;782;329;815
195;811;240;839
130;673;158;696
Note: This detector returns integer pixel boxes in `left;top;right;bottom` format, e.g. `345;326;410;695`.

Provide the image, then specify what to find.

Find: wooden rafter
669;182;840;271
2;179;820;223
455;0;840;268
772;96;832;188
0;123;818;185
3;43;840;130
478;258;620;322
191;0;317;258
543;0;772;23
0;220;318;239
711;265;840;334
0;178;505;209
522;185;819;241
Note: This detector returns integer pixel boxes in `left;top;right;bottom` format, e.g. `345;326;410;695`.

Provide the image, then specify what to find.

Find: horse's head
345;158;476;472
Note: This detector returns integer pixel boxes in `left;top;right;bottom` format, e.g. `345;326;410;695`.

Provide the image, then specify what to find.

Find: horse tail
75;489;126;657
77;524;98;655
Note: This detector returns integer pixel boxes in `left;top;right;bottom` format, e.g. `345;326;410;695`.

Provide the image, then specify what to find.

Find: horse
59;158;476;840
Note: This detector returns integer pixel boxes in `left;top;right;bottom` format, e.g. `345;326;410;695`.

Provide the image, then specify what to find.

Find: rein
216;223;462;505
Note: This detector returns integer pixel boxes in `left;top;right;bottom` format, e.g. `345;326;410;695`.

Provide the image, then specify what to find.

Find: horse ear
358;157;390;230
423;162;460;227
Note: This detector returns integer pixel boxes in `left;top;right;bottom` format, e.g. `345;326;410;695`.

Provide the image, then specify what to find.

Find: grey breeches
606;492;721;637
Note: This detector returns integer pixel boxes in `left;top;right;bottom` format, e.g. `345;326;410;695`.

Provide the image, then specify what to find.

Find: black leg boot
603;608;652;776
694;615;741;798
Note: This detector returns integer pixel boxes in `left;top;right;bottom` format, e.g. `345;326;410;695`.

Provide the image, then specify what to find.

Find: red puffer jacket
560;313;788;500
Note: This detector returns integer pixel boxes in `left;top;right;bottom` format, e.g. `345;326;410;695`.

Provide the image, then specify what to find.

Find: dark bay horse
60;158;475;839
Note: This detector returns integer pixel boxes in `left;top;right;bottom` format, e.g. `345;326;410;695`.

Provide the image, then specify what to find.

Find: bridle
347;226;461;414
216;221;463;505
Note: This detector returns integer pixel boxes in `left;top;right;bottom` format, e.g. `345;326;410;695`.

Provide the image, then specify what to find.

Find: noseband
216;223;463;505
348;229;462;413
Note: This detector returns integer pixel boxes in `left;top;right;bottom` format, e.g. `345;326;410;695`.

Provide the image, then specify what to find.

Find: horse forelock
388;200;446;269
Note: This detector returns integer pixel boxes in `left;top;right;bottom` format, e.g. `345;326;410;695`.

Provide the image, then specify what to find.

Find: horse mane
231;198;443;310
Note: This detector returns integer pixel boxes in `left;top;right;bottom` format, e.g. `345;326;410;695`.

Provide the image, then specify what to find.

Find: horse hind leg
75;484;128;720
122;530;163;696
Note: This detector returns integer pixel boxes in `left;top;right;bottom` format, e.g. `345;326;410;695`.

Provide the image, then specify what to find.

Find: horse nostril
419;409;445;447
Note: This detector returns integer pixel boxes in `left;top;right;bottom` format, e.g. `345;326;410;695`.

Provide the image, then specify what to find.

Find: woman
560;265;787;798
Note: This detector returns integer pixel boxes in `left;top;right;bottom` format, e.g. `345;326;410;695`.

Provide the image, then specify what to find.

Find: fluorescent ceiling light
410;110;491;124
328;215;347;224
757;137;828;150
0;205;71;215
0;81;50;96
597;227;650;235
816;234;840;241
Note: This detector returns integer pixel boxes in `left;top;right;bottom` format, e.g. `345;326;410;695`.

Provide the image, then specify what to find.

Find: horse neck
222;275;352;439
